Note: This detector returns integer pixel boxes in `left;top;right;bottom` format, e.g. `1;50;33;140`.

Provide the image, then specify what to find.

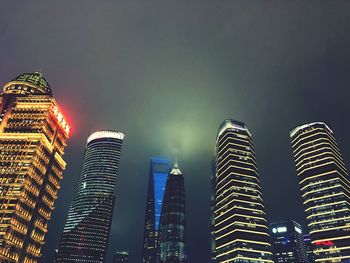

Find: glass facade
56;130;124;263
214;119;273;262
0;72;70;262
290;122;350;262
159;163;186;263
270;220;308;263
142;158;171;263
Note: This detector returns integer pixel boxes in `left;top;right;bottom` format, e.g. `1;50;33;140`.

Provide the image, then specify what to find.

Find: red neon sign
315;241;334;246
52;105;70;135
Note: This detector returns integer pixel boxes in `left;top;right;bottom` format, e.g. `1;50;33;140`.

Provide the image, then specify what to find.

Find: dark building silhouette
303;234;315;263
0;72;70;262
290;122;350;262
112;250;129;263
142;158;171;263
56;131;124;263
159;163;186;263
214;119;273;262
270;220;307;262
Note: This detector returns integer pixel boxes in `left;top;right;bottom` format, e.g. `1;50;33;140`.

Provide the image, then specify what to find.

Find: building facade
142;158;171;263
0;72;70;262
214;119;273;262
112;250;129;263
290;122;350;262
56;130;124;263
303;234;315;263
270;220;307;263
158;163;186;263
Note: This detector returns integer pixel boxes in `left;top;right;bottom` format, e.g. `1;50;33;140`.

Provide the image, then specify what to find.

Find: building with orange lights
0;72;70;262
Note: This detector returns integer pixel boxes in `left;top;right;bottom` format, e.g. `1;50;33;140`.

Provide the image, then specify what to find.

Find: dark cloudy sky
1;1;350;262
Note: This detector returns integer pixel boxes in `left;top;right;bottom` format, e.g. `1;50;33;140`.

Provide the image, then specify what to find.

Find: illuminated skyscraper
0;72;70;262
270;220;307;263
142;158;171;263
214;119;273;263
159;163;186;263
290;122;350;262
56;130;124;263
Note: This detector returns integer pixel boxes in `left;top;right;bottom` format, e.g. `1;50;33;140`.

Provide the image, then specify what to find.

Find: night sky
1;1;350;262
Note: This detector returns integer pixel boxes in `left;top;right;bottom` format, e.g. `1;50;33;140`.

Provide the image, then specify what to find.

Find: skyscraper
270;220;308;263
142;158;171;263
159;163;186;263
290;122;350;262
56;130;124;263
112;250;129;263
0;72;70;262
303;234;315;263
214;119;273;263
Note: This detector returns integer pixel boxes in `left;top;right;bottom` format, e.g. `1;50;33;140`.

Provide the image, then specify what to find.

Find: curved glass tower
159;163;186;263
290;122;350;262
0;72;70;262
56;130;124;263
142;158;171;263
214;119;273;262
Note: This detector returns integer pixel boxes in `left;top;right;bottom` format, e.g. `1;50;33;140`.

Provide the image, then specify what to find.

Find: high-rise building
112;250;129;263
56;130;124;263
0;72;70;262
142;158;171;263
303;234;315;263
290;122;350;262
214;119;273;263
270;220;307;262
159;163;186;263
210;158;217;263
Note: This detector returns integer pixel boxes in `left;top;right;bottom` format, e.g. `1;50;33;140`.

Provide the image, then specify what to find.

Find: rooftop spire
170;162;182;175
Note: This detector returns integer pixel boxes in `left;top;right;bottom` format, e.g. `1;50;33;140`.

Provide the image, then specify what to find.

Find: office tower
214;119;273;263
303;234;315;263
159;163;186;263
270;220;307;262
290;122;350;262
56;130;124;263
112;250;129;263
142;158;171;263
0;72;70;262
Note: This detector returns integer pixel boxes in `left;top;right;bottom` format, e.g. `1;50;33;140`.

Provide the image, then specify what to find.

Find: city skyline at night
1;2;350;262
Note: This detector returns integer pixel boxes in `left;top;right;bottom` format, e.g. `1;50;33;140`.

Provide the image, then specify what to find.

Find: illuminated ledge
290;122;333;138
217;119;251;139
87;130;125;144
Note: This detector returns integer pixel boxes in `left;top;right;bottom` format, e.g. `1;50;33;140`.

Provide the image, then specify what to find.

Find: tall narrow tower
142;158;171;263
290;122;350;262
0;72;70;262
56;130;124;263
214;119;273;263
159;163;186;263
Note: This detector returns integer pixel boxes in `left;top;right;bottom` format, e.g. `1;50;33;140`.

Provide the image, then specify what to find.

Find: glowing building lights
290;122;350;262
213;119;273;263
0;72;70;263
158;163;187;263
56;130;124;263
142;158;171;263
270;220;308;263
